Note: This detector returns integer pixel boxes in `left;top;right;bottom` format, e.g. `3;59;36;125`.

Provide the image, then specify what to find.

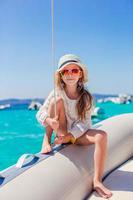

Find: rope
51;0;57;118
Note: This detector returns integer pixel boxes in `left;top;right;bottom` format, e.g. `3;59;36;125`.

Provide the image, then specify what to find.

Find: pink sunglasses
60;68;81;76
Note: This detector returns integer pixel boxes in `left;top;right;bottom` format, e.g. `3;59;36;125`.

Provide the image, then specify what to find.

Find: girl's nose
68;71;73;76
67;73;72;77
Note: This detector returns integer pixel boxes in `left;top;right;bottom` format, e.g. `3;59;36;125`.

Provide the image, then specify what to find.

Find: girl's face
60;64;82;86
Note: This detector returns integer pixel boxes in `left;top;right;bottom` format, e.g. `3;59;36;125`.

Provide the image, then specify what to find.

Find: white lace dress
36;89;92;139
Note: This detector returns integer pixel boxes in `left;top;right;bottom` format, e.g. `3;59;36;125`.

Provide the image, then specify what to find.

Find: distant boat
92;107;105;117
98;94;133;104
28;101;42;110
97;98;104;103
0;104;11;110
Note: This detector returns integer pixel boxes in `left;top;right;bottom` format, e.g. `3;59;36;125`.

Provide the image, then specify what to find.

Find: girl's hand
47;116;59;131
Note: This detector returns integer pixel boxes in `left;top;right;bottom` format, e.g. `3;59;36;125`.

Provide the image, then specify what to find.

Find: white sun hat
57;54;88;83
57;54;86;71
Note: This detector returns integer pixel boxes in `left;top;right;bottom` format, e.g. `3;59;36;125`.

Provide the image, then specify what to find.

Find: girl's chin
65;81;77;85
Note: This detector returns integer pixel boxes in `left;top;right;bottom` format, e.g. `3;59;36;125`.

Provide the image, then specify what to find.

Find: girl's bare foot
41;143;52;154
93;181;113;199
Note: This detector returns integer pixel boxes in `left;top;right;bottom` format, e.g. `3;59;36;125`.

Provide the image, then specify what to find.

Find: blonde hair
55;66;93;120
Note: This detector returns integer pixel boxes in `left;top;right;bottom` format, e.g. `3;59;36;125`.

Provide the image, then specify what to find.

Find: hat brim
57;62;85;72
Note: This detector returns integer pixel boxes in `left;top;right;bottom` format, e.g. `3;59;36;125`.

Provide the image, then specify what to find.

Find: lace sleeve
69;109;92;139
36;90;54;126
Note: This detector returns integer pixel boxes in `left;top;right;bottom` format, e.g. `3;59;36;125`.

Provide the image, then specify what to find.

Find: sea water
0;102;133;171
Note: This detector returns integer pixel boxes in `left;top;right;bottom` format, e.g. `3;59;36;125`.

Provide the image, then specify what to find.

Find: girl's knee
57;98;65;109
50;98;64;109
48;98;64;114
95;130;107;142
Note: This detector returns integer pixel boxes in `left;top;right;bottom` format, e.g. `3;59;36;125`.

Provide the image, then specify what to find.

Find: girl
36;54;112;199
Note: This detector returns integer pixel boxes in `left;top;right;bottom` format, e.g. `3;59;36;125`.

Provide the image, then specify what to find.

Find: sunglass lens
61;70;68;76
72;69;79;74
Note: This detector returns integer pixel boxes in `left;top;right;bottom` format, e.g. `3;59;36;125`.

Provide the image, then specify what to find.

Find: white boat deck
88;158;133;199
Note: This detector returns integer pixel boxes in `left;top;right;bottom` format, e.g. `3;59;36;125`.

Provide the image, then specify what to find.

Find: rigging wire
51;0;57;118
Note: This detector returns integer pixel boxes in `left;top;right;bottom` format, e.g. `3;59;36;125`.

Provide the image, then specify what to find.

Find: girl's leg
52;98;77;144
53;99;77;144
41;98;67;153
41;126;53;153
56;99;67;137
41;98;58;154
75;129;112;199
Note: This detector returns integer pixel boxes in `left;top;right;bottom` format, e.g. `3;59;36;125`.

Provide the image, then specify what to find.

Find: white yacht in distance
0;104;11;110
98;94;133;104
28;101;42;110
91;107;105;117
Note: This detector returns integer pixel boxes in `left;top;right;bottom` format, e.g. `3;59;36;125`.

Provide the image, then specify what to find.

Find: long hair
77;77;93;120
55;67;93;120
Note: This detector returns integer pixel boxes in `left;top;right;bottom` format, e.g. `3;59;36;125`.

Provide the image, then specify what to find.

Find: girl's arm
36;90;55;126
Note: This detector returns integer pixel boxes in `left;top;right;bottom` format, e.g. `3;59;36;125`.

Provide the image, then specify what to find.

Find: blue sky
0;0;133;99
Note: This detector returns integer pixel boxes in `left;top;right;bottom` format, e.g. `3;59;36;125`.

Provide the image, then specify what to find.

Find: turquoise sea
0;102;133;171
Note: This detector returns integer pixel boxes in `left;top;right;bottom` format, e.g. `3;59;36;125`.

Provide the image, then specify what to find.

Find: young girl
36;54;112;199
